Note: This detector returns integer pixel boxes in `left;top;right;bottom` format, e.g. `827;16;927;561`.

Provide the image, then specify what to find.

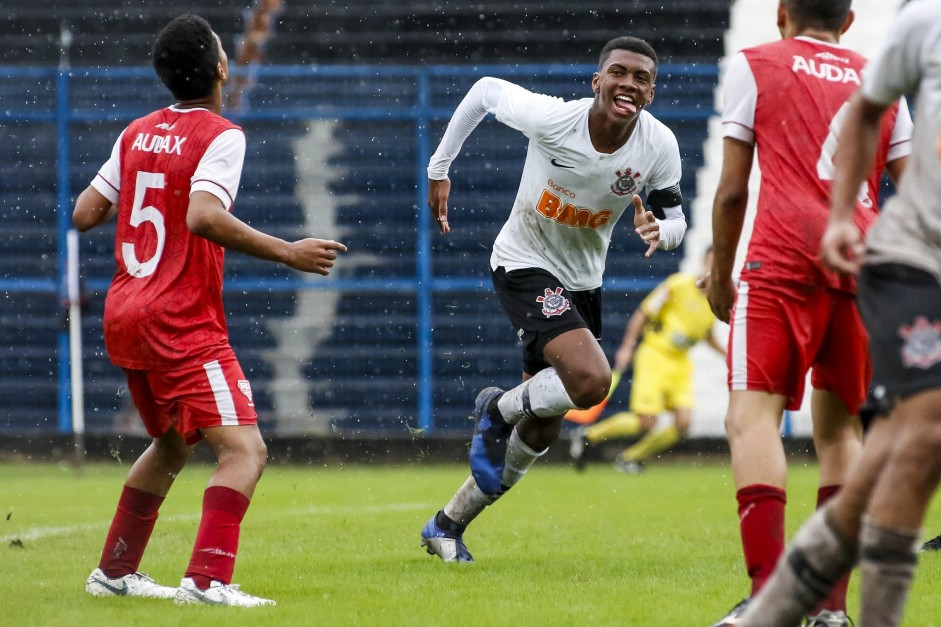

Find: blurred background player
76;14;346;607
705;1;911;624
737;2;941;625
420;36;687;563
568;247;725;474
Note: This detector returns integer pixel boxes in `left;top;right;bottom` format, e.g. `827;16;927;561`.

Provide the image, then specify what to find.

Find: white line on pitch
0;502;434;544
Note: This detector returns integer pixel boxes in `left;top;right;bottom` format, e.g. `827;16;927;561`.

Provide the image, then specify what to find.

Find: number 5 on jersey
122;171;166;278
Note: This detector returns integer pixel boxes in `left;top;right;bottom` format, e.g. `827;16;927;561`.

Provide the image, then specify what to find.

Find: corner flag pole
66;228;85;461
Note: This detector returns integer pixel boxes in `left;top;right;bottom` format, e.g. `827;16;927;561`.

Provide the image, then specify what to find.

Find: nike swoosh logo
91;576;128;596
550;158;574;169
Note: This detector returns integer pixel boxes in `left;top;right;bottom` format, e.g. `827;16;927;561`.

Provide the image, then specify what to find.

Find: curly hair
152;14;220;101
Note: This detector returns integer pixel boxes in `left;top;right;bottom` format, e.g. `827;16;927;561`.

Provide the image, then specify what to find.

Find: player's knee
248;438;268;476
568;372;609;409
898;421;941;484
153;436;190;471
724;409;763;443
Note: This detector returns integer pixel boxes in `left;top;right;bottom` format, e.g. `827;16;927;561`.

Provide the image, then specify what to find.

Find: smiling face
591;49;656;126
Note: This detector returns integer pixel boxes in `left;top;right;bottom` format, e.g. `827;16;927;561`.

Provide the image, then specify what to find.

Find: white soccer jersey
428;78;685;291
861;1;941;282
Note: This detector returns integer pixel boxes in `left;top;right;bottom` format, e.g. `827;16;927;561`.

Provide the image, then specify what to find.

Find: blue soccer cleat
468;387;511;496
421;514;474;563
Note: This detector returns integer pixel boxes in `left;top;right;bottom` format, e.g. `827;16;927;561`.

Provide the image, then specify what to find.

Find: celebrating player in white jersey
737;2;941;625
420;36;687;563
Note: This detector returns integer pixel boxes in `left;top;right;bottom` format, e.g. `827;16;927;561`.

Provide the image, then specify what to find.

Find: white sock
443;475;498;527
497;368;575;425
501;428;547;489
859;516;920;627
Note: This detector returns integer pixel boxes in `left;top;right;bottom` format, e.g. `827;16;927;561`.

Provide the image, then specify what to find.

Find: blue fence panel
0;63;717;435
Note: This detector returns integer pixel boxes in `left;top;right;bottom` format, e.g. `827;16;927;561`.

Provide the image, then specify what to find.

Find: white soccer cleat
174;577;276;607
85;567;177;600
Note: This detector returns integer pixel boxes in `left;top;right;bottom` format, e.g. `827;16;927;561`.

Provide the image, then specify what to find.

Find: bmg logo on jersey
536;189;613;229
536;287;571;317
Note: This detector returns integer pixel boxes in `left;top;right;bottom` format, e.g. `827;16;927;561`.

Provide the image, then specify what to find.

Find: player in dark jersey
77;14;346;607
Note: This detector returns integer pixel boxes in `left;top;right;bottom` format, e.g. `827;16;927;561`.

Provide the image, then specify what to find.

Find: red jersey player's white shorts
727;280;871;415
123;351;258;445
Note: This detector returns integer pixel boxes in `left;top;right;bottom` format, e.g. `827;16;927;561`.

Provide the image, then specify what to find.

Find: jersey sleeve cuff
91;173;119;204
191;180;234;211
721;122;754;145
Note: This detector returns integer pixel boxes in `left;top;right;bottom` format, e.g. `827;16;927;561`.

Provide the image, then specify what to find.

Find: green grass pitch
3;459;941;626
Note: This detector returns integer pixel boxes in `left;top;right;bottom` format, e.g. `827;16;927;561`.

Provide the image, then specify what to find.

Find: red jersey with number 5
726;37;907;292
101;107;243;370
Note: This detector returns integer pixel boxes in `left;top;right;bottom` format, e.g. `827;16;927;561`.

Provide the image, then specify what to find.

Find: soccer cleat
174;577;276;607
921;533;941;551
468;387;511;495
803;610;854;627
711;598;750;626
421;514;474;563
568;426;590;471
85;567;177;600
614;454;645;475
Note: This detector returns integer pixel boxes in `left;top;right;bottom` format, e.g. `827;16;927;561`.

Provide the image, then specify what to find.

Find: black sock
435;510;466;535
487;394;506;424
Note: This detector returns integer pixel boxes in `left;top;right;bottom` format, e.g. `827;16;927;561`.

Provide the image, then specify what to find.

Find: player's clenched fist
284;238;348;275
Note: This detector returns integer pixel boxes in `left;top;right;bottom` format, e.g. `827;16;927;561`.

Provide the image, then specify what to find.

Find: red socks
737;484;787;596
184;486;251;589
98;486;165;578
815;485;848;614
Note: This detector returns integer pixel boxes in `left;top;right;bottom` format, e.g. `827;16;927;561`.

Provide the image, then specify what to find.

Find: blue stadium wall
0;1;730;437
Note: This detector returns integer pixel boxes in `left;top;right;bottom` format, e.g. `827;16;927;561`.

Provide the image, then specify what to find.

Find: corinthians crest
536;287;571;317
899;316;941;369
610;168;642;197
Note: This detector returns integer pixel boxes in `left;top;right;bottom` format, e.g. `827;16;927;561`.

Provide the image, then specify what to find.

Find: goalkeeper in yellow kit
569;247;725;473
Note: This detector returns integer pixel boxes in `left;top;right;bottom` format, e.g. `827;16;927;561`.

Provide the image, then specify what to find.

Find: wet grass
2;460;941;626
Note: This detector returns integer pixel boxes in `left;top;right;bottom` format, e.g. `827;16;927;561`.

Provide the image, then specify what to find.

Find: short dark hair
783;0;852;32
152;14;220;101
598;36;658;74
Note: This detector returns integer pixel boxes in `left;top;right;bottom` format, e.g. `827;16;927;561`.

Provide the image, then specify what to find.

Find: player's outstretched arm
186;191;347;275
72;186;117;232
428;177;451;234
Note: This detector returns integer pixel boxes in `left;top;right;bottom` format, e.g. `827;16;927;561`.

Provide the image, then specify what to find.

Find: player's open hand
632;195;659;257
284;238;348;275
820;218;864;276
428;177;451;234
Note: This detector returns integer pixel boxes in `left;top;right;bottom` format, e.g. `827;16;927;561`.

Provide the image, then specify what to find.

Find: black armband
645;184;683;220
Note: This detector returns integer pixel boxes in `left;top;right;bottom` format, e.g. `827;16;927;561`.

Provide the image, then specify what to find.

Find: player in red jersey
705;2;911;625
75;14;346;607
